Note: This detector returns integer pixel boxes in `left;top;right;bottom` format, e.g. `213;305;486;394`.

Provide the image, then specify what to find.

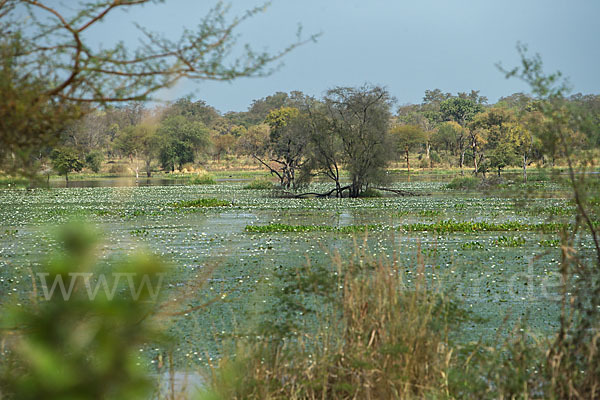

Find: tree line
38;85;600;192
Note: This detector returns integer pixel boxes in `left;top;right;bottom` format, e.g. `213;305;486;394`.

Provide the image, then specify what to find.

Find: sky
84;0;600;113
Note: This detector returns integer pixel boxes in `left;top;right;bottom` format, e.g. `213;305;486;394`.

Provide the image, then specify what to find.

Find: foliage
157;116;209;172
391;124;427;172
0;224;166;400
440;97;484;126
84;151;104;173
324;85;394;197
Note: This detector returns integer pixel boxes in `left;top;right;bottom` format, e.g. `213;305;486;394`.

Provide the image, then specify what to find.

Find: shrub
446;176;480;190
358;188;382;198
85;151;104;173
107;163;128;175
243;179;273;190
189;173;216;185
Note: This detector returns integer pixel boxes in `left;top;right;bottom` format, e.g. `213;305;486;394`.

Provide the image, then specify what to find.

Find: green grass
172;198;231;208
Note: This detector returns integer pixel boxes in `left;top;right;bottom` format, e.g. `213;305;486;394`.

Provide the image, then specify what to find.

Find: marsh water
0;173;580;369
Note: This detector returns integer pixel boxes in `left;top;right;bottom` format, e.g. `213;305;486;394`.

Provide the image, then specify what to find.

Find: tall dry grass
200;242;460;399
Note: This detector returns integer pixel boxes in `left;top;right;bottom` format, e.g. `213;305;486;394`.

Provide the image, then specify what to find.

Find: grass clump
446;176;480;190
189;172;216;185
172;198;230;208
243;178;274;190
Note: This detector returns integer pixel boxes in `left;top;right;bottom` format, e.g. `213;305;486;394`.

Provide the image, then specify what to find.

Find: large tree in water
325;85;394;197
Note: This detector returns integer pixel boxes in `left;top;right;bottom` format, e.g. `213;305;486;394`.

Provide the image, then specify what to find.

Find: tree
508;121;541;182
262;106;308;189
391;125;426;173
163;97;221;127
210;132;236;162
440;97;484;127
0;1;314;176
298;96;345;196
325;85;394;197
156;116;209;172
85;151;103;173
469;108;514;176
433;121;468;173
115;124;160;177
50;148;84;182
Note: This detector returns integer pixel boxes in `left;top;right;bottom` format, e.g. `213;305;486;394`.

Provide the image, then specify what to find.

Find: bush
358;188;382;198
107;163;128;175
189;173;216;185
446;176;479;190
85;151;104;173
243;179;273;190
0;224;166;399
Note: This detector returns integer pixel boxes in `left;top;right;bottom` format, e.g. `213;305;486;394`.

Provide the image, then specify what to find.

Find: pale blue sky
85;0;600;112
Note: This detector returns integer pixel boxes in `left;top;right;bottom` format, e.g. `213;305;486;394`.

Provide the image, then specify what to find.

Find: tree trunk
473;149;479;177
523;154;527;183
460;150;465;176
405;146;410;173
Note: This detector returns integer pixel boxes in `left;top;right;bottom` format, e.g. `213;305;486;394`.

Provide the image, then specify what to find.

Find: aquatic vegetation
172;198;231;208
130;228;149;237
461;241;485;250
539;239;561;247
246;220;567;234
494;235;526;247
418;209;442;217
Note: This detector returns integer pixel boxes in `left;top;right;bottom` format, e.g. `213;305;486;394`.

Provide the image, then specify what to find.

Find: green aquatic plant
172;198;231;208
494;235;526;247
